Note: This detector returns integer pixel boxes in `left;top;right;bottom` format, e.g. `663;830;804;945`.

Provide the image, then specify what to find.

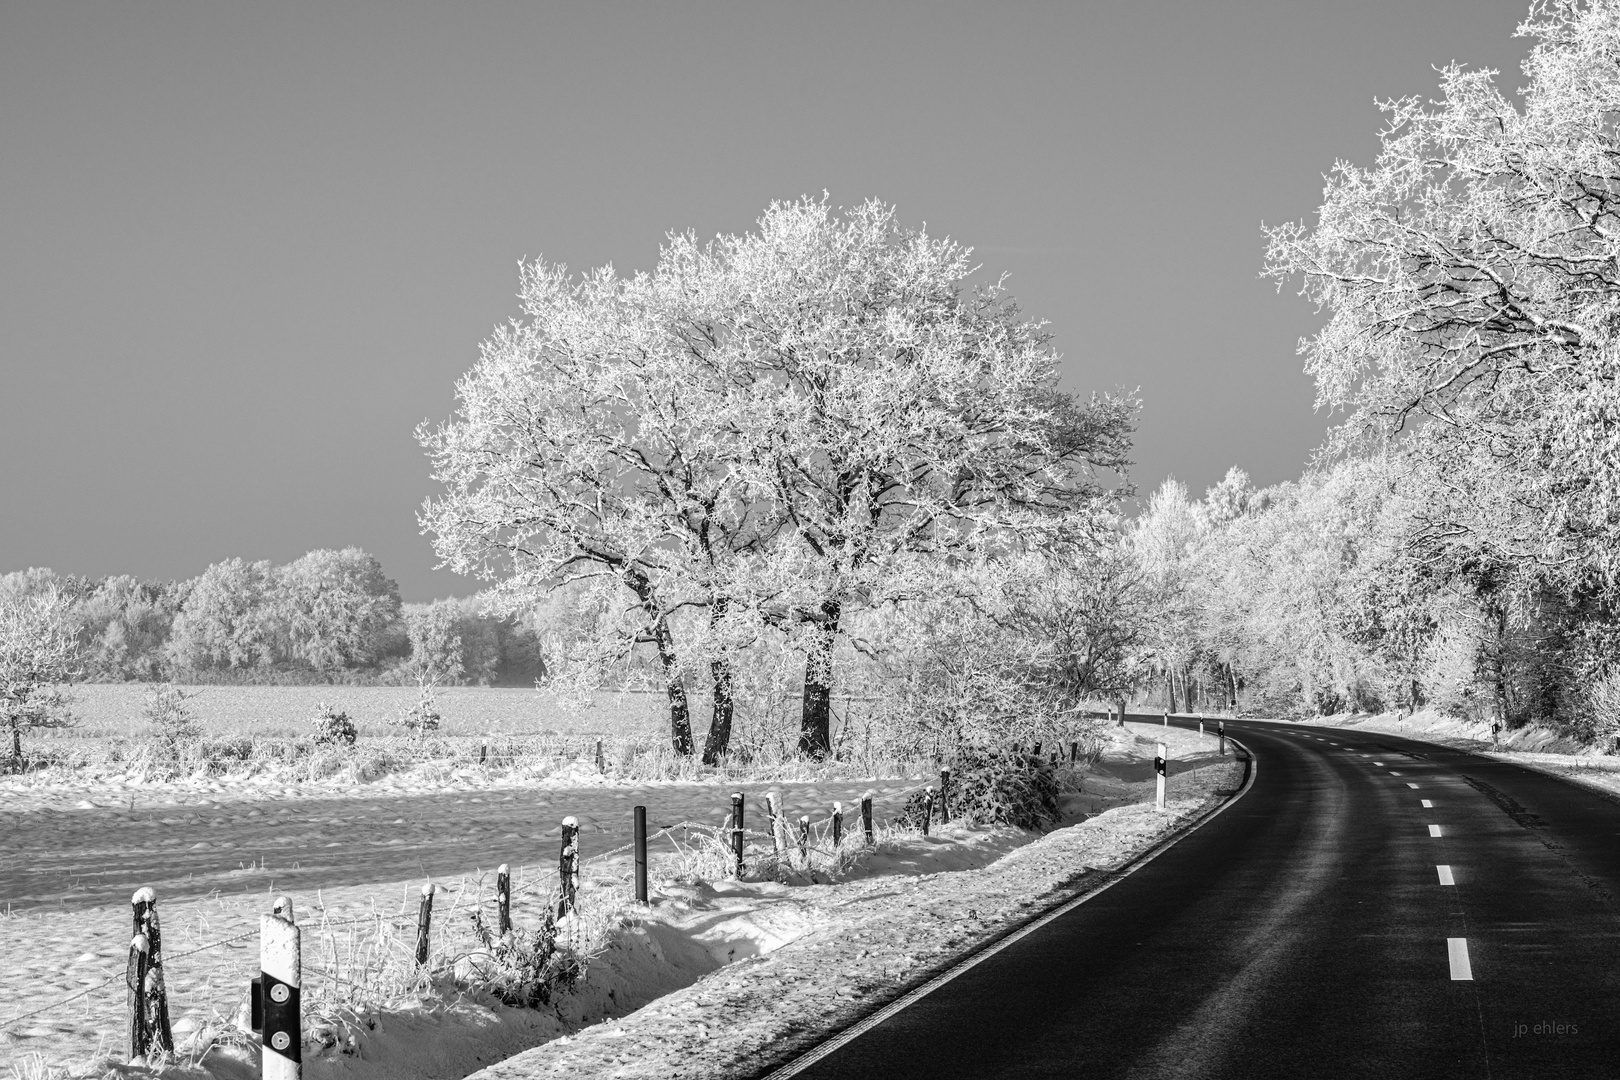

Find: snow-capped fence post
937;767;951;824
1218;719;1226;757
480;737;489;765
832;802;844;848
595;739;605;773
730;792;745;877
1031;742;1042;759
921;786;934;836
127;887;173;1059
496;864;512;936
1069;741;1079;764
1155;743;1168;811
633;805;649;904
414;884;435;966
861;791;874;845
255;895;300;1080
558;817;580;917
797;815;810;865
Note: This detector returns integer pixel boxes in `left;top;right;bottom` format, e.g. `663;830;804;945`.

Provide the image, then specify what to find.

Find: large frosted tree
422;197;1134;759
1264;0;1620;589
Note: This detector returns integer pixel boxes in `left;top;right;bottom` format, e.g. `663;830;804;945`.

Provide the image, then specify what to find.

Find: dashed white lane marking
1422;799;1433;808
1360;753;1372;758
1374;760;1386;766
1429;824;1444;837
1437;865;1455;885
1389;770;1402;776
1408;783;1420;789
1448;938;1473;980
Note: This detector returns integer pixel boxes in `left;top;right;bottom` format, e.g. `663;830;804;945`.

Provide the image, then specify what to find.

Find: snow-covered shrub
142;682;201;750
394;685;441;738
948;747;1060;830
309;703;357;746
465;907;585;1007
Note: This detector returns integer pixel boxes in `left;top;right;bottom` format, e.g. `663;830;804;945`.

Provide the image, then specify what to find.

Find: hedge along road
0;781;920;912
768;716;1620;1080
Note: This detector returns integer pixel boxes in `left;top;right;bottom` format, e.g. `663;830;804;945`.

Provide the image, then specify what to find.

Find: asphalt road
775;717;1620;1079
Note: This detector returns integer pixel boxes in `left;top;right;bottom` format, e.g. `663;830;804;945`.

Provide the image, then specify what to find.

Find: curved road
774;717;1620;1079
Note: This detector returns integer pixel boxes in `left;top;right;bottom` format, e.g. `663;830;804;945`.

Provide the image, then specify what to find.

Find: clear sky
0;1;1534;600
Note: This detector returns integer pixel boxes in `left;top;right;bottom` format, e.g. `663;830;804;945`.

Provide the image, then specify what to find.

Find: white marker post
260;896;300;1080
1155;743;1168;811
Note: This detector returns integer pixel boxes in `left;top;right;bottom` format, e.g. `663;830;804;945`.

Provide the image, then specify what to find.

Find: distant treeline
0;549;546;686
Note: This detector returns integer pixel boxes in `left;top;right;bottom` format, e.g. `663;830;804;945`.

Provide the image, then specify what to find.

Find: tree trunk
799;600;840;760
702;597;734;766
651;614;694;756
10;721;19;762
1165;669;1178;714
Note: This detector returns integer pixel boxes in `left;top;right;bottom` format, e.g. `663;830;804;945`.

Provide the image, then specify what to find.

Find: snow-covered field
1;722;1244;1079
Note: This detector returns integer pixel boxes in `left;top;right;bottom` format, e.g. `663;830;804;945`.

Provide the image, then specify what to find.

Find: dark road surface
777;717;1620;1079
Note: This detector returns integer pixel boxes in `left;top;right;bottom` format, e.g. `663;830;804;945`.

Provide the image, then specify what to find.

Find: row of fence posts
120;766;989;1073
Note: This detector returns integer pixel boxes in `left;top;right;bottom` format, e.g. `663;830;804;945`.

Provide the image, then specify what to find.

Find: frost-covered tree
165;558;283;672
276;548;402;672
1264;0;1620;588
658;198;1136;757
0;585;80;764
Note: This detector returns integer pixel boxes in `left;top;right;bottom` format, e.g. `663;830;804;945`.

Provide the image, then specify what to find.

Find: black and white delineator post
496;864;512;936
1199;718;1205;736
730;792;745;877
633;805;648;904
1163;709;1169;727
1155;743;1168;811
256;895;300;1080
559;817;580;917
1218;720;1226;757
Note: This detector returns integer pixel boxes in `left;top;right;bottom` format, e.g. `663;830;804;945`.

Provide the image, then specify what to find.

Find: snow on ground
1;722;1244;1079
1295;709;1620;802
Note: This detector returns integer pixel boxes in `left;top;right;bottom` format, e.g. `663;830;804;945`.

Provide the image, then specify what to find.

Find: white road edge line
758;740;1261;1080
1448;937;1473;980
1429;824;1443;837
1437;865;1454;885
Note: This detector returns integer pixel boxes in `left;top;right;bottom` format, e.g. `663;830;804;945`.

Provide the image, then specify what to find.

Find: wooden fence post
480;737;489;765
861;790;874;845
559;816;580;917
938;768;951;824
921;786;934;836
797;815;810;864
1155;743;1168;811
1069;741;1078;764
1032;742;1042;759
128;887;173;1058
633;805;649;904
260;896;300;1080
832;802;843;848
595;739;605;773
730;792;745;877
496;864;511;936
414;884;435;966
766;790;789;857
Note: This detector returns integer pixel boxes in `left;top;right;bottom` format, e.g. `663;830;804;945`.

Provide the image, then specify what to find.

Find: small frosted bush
310;703;357;747
949;747;1060;830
